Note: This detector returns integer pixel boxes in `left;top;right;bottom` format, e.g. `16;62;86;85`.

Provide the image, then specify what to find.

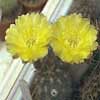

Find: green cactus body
31;50;72;100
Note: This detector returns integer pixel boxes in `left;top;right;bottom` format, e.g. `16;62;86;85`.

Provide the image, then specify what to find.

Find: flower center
67;36;79;48
69;39;78;48
26;38;36;48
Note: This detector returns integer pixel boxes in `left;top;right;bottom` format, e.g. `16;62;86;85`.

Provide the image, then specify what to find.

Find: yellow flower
5;13;51;62
51;13;98;64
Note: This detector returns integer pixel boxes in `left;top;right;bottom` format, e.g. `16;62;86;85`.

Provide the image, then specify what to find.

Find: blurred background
1;0;100;100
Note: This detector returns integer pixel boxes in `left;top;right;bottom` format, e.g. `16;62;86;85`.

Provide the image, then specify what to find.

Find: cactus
80;50;100;100
68;0;100;24
31;50;73;100
0;0;18;16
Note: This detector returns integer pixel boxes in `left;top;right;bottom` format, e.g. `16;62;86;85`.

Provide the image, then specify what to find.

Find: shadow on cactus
5;12;98;99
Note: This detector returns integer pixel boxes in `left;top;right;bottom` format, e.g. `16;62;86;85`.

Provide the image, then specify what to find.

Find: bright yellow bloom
5;13;51;62
51;13;98;64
